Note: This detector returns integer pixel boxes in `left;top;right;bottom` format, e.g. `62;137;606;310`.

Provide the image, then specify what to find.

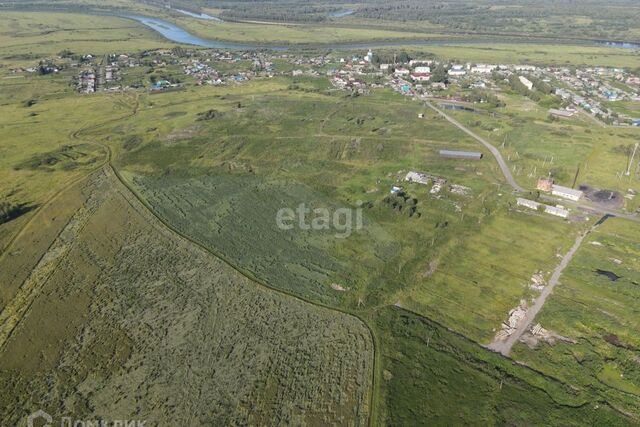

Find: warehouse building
551;185;583;201
439;150;483;160
516;198;570;219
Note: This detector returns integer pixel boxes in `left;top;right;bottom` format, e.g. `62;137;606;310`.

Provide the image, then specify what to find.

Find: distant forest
172;0;640;41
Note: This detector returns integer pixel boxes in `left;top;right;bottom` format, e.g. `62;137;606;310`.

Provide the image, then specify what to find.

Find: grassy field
606;100;640;118
510;217;640;419
102;84;507;314
100;79;640;421
0;169;374;425
402;209;582;342
444;91;640;210
174;16;434;45
97;81;589;346
2;8;640;425
401;43;640;68
0;12;171;59
375;307;633;425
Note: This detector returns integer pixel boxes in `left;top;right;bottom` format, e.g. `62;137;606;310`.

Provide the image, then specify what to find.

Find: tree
397;50;410;64
431;64;448;83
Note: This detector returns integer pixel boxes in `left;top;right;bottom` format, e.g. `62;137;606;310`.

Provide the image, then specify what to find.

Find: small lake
595;269;621;281
126;15;640;51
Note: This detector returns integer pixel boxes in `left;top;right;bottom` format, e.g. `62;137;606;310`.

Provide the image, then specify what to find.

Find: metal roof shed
439;150;483;160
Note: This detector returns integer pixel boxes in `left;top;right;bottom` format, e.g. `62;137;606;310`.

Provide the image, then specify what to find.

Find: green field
375;307;631;425
2;7;640;425
0;12;171;59
444;91;640;210
0;169;374;425
511;218;640;418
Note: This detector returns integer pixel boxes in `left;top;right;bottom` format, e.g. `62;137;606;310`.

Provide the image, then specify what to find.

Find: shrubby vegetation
508;74;561;107
461;89;505;108
0;202;29;225
377;307;633;425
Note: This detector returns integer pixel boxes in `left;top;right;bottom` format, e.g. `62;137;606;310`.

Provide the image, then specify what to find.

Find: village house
448;65;466;77
471;64;497;74
413;66;431;74
519;76;534;91
536;178;554;192
410;73;431;82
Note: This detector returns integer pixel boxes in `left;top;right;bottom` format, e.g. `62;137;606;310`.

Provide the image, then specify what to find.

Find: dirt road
488;218;605;356
425;100;526;192
426;100;640;224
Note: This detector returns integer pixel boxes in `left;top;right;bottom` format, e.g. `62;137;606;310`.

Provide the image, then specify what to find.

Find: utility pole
625;143;639;176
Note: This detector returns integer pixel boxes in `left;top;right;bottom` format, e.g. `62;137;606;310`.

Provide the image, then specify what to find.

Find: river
174;8;223;22
126;15;259;49
125;15;640;51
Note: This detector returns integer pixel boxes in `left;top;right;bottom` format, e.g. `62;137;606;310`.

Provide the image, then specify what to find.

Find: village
9;47;640;221
9;47;640;128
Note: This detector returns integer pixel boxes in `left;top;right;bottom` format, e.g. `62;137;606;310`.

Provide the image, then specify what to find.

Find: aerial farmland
1;0;640;425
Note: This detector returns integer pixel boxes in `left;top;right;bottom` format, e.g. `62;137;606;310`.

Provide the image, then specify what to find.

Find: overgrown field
102;84;587;342
445;91;640;210
511;218;640;418
376;307;634;425
402;209;581;342
0;169;374;425
2;9;640;423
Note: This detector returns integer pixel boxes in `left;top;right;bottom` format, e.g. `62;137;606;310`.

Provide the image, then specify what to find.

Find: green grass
605;100;640;118
511;218;640;418
0;170;374;425
419;43;640;68
174;15;435;45
0;12;171;60
403;208;581;342
444;90;640;210
375;307;633;425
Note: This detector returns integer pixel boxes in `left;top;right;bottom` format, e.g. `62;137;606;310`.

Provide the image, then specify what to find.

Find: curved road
425;100;640;223
425;101;525;192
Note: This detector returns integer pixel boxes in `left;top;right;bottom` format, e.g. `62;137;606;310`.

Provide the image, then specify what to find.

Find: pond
595;269;621;281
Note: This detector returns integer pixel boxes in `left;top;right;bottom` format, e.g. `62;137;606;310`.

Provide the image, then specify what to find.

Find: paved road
425;100;640;223
488;219;603;355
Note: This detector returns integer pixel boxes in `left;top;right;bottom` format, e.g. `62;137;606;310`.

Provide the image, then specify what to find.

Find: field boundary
107;159;380;425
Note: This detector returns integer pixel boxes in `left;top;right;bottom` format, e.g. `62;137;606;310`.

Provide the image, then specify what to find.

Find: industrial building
516;198;570;218
439;150;483;160
551;185;583;201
